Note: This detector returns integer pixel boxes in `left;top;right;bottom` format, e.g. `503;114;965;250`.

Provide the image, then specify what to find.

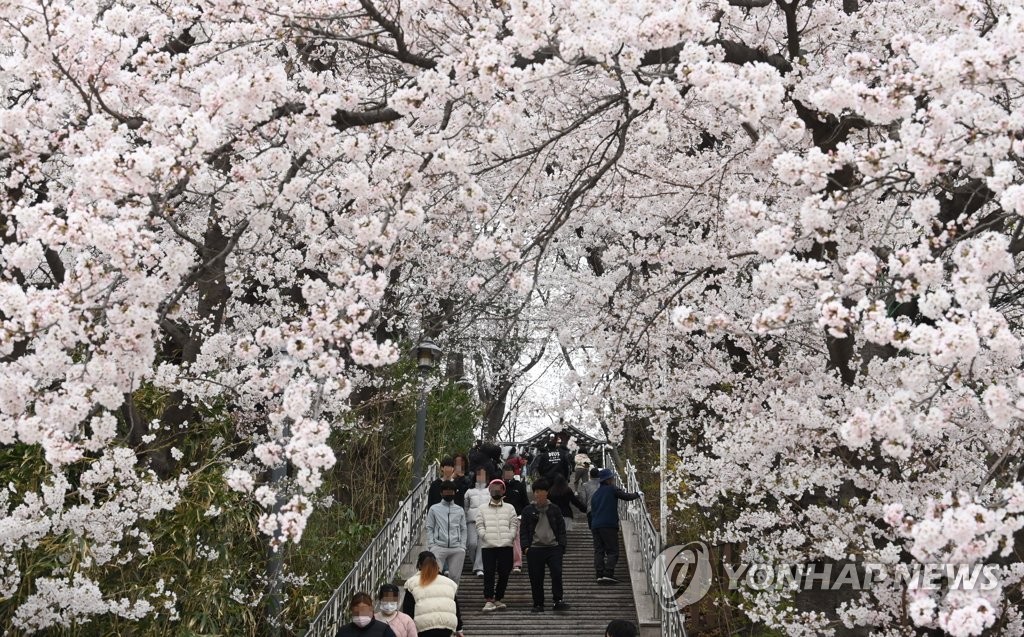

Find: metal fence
604;449;688;637
304;464;436;637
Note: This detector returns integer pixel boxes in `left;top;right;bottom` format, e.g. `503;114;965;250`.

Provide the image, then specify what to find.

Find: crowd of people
335;434;643;637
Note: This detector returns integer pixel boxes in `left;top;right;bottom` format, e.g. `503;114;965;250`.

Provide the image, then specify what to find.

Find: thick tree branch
356;0;437;69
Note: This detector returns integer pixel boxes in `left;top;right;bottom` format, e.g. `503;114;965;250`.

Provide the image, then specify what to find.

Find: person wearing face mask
426;481;468;583
475;478;519;612
428;457;463;508
463;467;491;578
374;584;416;637
335;592;397;637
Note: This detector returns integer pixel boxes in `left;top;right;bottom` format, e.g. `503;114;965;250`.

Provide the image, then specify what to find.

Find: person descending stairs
454;520;638;636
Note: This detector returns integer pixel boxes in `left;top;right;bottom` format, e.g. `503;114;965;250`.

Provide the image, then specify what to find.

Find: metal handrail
604;449;688;637
304;464;437;637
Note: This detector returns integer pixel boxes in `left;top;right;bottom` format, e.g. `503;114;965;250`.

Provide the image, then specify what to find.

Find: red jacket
506;455;527;475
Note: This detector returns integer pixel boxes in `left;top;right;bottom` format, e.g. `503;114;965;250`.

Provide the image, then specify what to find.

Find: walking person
590;468;641;584
572;448;592;491
501;463;529;574
336;592;397;637
578;467;602;513
426;481;468;583
375;584;417;637
463;467;491;577
452;453;472;493
476;478;519;611
505;447;527;476
519;478;569;613
547;474;588;531
428;458;465;508
402;551;464;637
536;438;570;481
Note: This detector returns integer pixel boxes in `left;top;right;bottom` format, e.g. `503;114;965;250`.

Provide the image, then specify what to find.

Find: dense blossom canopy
2;0;1024;634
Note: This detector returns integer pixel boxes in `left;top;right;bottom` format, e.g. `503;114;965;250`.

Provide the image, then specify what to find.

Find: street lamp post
412;338;443;491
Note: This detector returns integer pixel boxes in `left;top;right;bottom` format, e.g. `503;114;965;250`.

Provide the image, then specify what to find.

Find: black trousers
526;545;564;606
419;630;453;637
481;545;513;600
592;527;619;577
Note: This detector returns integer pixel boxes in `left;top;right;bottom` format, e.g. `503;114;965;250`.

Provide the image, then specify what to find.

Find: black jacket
427;477;466;508
520;502;567;551
548;489;588;519
502;478;529;515
468;444;501;477
537;447;572;480
335;618;396;637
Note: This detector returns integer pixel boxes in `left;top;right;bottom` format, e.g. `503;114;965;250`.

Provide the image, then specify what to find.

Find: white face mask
353;615;372;627
380;601;398;614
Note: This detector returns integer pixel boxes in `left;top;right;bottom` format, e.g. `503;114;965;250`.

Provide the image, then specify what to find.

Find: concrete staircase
455;522;638;637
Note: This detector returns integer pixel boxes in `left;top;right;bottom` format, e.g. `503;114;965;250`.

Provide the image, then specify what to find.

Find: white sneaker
475;570;484;577
492;600;507;610
482;601;497;612
512;566;521;574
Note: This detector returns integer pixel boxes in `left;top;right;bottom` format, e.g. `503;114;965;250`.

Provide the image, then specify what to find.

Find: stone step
453;524;637;637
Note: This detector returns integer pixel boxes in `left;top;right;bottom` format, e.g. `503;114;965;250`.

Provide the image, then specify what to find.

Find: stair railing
604;449;688;637
304;464;437;637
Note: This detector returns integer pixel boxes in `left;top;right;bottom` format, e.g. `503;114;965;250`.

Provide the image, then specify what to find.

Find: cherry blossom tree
2;0;1024;634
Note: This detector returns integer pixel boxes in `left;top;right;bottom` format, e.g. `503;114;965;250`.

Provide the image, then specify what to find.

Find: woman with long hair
401;551;463;637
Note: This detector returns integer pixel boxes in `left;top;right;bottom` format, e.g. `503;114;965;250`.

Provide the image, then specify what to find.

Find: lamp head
415;338;443;371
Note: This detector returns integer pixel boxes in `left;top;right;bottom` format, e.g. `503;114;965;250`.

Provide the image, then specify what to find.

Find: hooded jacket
426;499;468;550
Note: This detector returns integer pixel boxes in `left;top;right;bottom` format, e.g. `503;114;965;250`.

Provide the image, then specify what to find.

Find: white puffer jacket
475;500;519;548
464;486;490;522
404;572;458;632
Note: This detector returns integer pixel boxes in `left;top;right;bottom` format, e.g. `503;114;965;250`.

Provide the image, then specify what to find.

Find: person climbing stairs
454;521;639;636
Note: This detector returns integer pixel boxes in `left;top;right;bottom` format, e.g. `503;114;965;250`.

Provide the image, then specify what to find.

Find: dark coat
589;483;641;530
537;446;572;480
334;618;397;637
520;502;568;551
548;489;588;519
502;478;529;515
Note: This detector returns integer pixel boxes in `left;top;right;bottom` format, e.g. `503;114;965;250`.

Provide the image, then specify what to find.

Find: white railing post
604;450;688;637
